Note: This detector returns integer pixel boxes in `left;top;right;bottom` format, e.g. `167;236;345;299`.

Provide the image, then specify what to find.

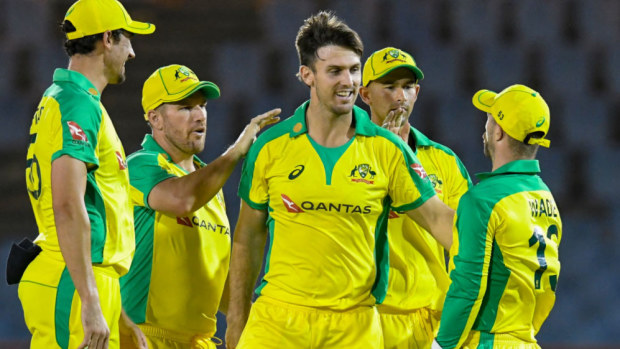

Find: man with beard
15;0;154;348
436;85;562;349
119;64;280;349
359;47;472;349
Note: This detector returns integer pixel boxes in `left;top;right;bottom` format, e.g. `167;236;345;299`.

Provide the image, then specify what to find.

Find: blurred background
0;0;618;347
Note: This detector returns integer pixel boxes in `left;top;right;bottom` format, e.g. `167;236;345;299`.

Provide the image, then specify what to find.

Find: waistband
256;295;376;314
38;250;121;278
138;324;221;348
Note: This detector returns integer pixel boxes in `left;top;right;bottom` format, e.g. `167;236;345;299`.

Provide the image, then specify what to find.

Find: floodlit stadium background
0;0;618;347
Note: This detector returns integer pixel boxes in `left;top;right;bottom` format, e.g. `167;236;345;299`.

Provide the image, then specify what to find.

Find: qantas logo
115;151;127;170
176;216;230;235
410;163;428;179
281;194;304;213
67;121;87;141
388;210;399;219
281;194;371;214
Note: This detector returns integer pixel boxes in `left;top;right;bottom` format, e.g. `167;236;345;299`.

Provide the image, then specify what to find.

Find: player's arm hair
51;155;103;311
405;195;454;250
226;201;269;347
146;149;242;217
218;274;230;315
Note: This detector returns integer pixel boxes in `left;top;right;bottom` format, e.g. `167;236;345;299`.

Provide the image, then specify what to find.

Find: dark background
0;0;618;347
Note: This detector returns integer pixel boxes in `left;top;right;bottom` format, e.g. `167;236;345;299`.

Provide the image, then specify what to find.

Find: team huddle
9;0;562;348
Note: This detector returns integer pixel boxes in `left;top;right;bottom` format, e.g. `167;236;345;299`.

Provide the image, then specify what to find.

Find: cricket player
436;85;562;349
225;12;455;349
16;0;155;348
360;47;472;349
119;64;280;349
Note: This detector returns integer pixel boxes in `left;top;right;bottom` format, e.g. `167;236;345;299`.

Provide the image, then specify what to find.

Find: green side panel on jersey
306;135;354;185
127;151;176;210
120;206;155;324
85;172;107;264
255;207;276;296
472;240;510;331
371;196;392;303
477;332;495;348
55;267;75;349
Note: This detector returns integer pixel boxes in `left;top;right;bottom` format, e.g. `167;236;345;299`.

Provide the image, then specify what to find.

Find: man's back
439;160;561;347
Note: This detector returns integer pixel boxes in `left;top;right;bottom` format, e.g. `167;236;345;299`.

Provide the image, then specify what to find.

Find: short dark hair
295;11;363;71
507;134;540;159
61;20;124;56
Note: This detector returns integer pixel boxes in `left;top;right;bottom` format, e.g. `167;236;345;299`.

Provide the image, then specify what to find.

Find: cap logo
536;117;545;127
497;110;505;120
174;67;198;83
382;49;406;64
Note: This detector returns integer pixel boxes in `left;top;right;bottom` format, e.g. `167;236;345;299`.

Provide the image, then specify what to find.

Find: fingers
133;328;148;349
381;110;397;128
253;108;281;129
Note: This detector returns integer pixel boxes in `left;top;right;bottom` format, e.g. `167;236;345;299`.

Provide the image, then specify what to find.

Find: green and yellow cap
142;64;221;119
64;0;155;40
473;84;551;147
362;47;424;86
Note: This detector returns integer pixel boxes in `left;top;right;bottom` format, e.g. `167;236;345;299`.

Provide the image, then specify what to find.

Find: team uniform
19;68;134;349
120;135;230;349
236;101;436;348
437;160;562;349
378;126;471;349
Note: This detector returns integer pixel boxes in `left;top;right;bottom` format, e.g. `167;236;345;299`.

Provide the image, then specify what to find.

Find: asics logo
288;165;305;180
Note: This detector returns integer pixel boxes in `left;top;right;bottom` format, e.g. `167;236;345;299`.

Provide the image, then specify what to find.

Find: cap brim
123;20;156;35
161;81;221;105
472;89;497;113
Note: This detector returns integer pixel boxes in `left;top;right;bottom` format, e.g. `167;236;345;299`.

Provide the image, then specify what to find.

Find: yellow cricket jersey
25;68;134;275
378;127;472;314
437;160;562;349
120;135;231;336
239;101;436;311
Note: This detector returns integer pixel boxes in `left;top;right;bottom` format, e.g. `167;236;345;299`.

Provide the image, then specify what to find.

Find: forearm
227;232;267;323
405;196;454;250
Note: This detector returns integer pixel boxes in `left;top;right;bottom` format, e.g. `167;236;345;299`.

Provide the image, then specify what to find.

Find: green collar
476;159;541;181
141;134;206;168
53;68;101;101
287;100;375;137
408;126;434;154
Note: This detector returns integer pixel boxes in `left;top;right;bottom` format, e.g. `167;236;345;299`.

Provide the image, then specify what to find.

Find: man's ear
299;65;314;87
147;109;163;131
102;30;114;50
358;85;371;105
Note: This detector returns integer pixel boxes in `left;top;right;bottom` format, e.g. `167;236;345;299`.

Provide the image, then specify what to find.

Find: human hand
382;109;409;143
224;315;247;349
78;299;110;349
119;309;148;349
230;108;281;159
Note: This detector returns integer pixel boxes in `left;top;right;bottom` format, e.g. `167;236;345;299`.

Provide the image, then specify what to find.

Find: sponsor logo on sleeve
67;121;88;142
410;163;428;179
115;151;127;170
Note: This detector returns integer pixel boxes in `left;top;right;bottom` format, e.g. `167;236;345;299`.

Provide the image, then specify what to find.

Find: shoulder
249;114;300;158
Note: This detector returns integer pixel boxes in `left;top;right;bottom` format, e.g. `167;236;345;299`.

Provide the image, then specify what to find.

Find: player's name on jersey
528;198;558;218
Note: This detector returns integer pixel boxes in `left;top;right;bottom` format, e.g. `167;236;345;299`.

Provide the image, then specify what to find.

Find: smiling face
152;91;208;159
359;67;419;125
302;45;361;117
103;31;135;85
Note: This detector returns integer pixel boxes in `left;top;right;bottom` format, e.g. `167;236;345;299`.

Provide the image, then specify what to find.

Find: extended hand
231;108;281;158
119;309;148;349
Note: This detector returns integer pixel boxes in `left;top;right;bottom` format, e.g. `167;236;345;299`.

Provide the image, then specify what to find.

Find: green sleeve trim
473;241;510;331
55;267;75;349
127;152;176;210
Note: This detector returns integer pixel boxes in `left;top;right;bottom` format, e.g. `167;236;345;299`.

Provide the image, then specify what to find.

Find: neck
491;151;519;172
306;98;355;147
153;133;196;172
67;54;108;94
